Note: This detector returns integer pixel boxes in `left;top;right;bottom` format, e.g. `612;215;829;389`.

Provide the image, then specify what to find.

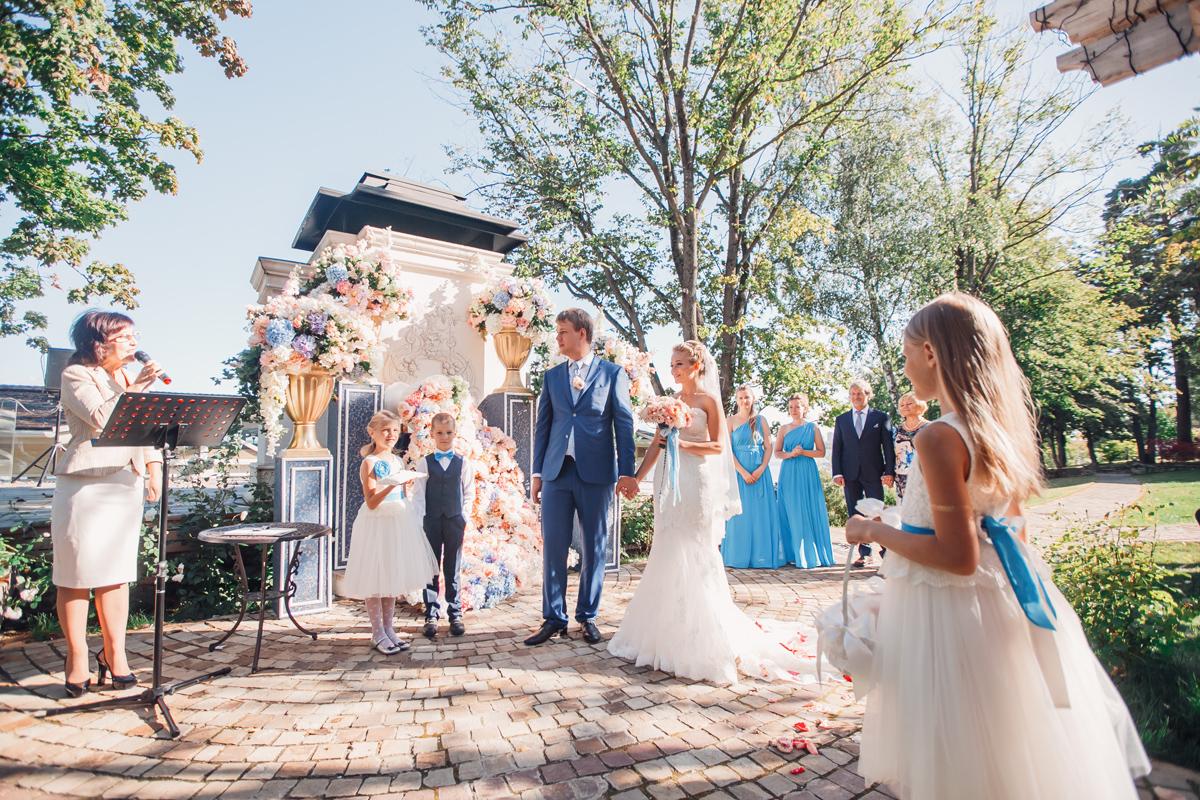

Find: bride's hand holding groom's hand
616;476;639;499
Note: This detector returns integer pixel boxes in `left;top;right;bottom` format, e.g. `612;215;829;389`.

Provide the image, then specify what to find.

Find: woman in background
721;385;785;568
776;394;835;568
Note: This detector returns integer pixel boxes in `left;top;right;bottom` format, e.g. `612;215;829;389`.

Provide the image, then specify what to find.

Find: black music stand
45;392;245;738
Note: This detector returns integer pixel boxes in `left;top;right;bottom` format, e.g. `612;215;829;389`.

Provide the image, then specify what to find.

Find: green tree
734;313;853;418
0;0;251;348
789;87;952;409
422;0;949;398
987;237;1137;468
931;8;1121;297
1096;116;1199;448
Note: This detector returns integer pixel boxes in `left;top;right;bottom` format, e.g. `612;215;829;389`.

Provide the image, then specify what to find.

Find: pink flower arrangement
467;276;554;340
245;242;415;451
397;376;540;611
593;333;655;408
301;242;414;325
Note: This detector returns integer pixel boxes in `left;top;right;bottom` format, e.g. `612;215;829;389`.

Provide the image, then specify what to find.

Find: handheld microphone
134;350;172;385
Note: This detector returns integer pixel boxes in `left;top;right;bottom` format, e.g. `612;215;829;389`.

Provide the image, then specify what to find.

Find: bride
607;340;820;685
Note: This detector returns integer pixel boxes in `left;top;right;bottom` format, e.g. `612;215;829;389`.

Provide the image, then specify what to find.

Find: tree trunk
1084;429;1099;466
1172;330;1193;444
1130;398;1147;463
1055;418;1068;469
1146;395;1158;464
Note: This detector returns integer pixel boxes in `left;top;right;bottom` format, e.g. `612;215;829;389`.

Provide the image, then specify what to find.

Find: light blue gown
777;422;835;567
722;419;786;568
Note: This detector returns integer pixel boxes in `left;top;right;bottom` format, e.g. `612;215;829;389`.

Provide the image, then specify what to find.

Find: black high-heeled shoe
64;678;91;698
95;650;138;689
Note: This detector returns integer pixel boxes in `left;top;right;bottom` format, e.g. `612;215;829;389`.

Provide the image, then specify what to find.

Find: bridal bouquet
298;243;414;324
467;276;553;340
639;395;693;430
640;396;693;502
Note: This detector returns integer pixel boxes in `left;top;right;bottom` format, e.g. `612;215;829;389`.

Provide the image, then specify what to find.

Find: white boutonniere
572;375;586;390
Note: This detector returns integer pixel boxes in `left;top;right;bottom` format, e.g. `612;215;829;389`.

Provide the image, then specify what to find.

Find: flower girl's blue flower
265;318;295;348
373;460;391;479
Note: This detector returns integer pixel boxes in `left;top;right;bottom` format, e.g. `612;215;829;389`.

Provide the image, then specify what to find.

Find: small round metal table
197;522;331;673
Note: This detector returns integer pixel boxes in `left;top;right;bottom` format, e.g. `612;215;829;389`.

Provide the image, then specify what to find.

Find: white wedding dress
608;406;820;685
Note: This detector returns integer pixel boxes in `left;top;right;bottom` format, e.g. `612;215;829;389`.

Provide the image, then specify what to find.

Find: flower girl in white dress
342;411;440;655
608;341;819;686
845;293;1149;799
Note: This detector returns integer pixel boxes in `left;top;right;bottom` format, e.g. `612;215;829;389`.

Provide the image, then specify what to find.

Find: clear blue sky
1;0;1196;392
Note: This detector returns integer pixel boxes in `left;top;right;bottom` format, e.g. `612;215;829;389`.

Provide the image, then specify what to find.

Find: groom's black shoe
524;621;568;646
581;621;603;645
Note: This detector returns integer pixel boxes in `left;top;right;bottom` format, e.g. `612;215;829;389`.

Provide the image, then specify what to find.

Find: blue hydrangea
373;459;391;478
325;265;349;284
306;312;328;335
265;318;295;348
291;334;317;359
491;290;511;309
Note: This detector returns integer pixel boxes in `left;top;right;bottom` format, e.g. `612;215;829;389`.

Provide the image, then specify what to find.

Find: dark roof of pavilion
291;171;528;254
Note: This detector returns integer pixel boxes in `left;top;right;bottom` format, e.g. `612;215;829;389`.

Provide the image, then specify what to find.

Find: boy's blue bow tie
435;450;454;458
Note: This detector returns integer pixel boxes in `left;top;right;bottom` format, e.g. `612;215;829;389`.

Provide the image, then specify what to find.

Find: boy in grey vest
415;412;474;638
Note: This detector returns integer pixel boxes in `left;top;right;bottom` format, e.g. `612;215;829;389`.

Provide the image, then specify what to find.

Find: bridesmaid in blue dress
775;393;835;568
722;385;786;568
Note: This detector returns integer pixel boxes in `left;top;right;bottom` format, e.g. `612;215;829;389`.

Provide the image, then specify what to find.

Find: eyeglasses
107;330;140;343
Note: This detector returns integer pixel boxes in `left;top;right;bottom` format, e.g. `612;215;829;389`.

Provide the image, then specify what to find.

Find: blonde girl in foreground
342;411;439;655
846;293;1149;799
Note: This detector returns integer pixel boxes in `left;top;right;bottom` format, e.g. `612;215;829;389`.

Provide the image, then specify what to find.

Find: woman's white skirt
340;500;439;599
51;468;144;589
858;549;1150;800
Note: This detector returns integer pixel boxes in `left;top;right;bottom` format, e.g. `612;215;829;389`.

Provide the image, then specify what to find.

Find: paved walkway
1;556;1195;799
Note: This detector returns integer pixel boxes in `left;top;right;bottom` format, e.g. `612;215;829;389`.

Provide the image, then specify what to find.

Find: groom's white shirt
532;352;595;479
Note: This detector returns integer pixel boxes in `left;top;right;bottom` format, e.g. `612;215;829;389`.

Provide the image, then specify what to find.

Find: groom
526;309;637;646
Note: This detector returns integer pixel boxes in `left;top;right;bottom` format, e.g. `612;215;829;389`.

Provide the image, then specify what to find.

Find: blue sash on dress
899;517;1057;630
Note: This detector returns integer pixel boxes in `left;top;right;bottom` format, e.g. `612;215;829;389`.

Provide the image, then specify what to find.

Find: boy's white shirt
412;454;475;520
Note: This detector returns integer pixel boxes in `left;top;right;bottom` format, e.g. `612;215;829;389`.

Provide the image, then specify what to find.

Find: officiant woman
51;311;164;697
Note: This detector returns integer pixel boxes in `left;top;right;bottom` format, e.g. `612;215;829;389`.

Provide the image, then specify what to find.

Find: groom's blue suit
533;357;636;625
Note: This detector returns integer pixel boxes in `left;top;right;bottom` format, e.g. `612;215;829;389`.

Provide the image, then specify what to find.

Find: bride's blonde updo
672;340;709;374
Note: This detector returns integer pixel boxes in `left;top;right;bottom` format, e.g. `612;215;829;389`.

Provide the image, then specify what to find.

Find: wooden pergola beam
1031;0;1190;44
1052;0;1200;85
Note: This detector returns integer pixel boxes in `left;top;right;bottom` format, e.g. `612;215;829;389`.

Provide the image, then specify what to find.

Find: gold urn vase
284;364;335;455
493;327;533;395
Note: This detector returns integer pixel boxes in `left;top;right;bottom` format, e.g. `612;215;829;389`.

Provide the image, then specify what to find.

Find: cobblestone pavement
1;558;1195;799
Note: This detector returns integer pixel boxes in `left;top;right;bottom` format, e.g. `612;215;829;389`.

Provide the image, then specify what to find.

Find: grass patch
1125;469;1200;527
1027;475;1096;507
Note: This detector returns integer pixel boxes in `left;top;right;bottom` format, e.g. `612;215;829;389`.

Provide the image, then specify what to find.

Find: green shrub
1099;439;1138;463
1047;519;1200;767
822;471;848;526
620;494;655;559
0;526;55;630
1048;521;1193;675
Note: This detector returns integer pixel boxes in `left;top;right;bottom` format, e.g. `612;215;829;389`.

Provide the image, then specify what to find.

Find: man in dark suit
831;379;895;567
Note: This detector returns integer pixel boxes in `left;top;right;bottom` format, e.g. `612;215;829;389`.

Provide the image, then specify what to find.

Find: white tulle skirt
341;499;439;600
608;450;819;686
859;546;1150;800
